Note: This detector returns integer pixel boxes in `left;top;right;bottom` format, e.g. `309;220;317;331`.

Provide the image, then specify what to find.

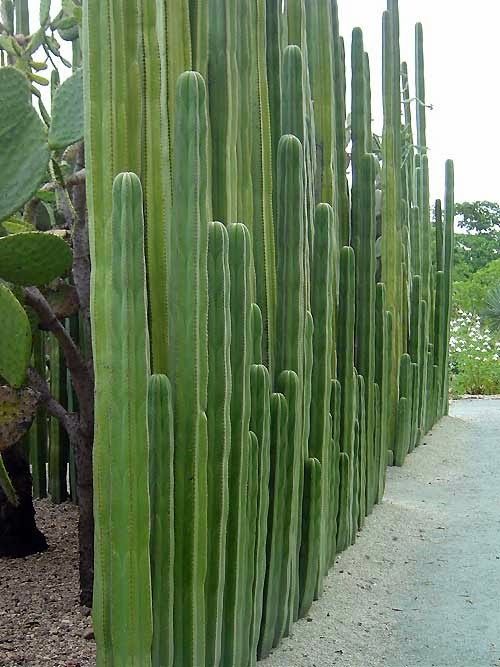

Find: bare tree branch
23;288;92;408
27;368;77;437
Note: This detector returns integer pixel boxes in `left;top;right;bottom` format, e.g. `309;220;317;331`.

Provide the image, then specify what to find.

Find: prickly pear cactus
48;68;84;149
0;232;73;286
0;284;32;388
0;385;38;450
0;67;50;221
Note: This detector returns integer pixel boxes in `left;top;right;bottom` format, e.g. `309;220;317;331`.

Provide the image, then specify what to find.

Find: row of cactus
83;1;454;665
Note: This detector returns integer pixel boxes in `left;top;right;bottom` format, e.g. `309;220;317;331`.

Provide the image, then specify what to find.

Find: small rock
83;628;95;641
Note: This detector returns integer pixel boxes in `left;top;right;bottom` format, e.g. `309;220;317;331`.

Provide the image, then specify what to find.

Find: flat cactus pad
0;231;73;286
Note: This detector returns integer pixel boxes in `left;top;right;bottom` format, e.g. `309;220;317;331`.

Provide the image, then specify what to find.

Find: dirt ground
0;500;95;667
1;398;499;667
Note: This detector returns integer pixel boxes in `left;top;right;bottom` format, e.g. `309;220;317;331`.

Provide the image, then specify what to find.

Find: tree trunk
74;426;94;607
0;443;47;557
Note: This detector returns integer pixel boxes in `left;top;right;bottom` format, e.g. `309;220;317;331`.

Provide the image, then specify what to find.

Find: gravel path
1;399;498;666
263;398;500;667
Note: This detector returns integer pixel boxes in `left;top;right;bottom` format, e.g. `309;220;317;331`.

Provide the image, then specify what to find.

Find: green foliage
0;67;50;222
482;283;500;333
0;231;72;286
454;232;500;282
456;201;500;234
48;68;84;149
453;259;500;314
0;284;32;388
453;201;500;282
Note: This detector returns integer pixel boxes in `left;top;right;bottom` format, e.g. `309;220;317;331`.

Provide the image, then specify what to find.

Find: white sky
29;0;492;205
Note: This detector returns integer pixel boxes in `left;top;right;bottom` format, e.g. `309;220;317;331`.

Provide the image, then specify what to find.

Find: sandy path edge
262;399;500;667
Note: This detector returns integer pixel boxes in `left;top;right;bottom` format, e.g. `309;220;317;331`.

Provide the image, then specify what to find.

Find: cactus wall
83;1;454;665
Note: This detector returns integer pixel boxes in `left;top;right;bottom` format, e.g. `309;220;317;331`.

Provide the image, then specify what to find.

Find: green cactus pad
0;231;72;286
0;285;32;388
48;68;84;149
0;67;50;221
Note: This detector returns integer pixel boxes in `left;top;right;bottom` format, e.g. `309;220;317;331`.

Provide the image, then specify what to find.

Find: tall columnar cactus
168;71;209;667
309;203;334;588
259;391;288;659
351;37;377;514
208;0;238;224
274;132;305;391
304;0;334;204
442;161;455;414
329;378;342;563
48;336;68;504
206;221;231;667
30;332;47;499
249;363;271;664
381;1;404;452
148;374;174;667
331;0;350;247
393;354;412;466
275;369;301;640
274;131;308;630
298;456;322;617
336;246;356;552
91;172;152;667
222;222;252;667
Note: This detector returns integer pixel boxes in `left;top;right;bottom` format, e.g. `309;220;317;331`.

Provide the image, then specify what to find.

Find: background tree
454;201;500;282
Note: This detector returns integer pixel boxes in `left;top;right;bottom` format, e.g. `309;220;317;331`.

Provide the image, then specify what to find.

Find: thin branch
23;288;91;396
27;368;76;437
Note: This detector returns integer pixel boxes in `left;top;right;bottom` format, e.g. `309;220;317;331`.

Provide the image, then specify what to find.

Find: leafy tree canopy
453;201;500;282
455;201;500;234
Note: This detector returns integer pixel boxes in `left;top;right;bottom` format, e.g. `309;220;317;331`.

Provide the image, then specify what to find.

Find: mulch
0;500;96;667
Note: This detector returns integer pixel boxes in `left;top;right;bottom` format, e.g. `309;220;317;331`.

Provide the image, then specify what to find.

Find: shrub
449;310;500;395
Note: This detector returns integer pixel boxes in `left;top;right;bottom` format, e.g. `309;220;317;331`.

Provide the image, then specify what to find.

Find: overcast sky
30;1;491;205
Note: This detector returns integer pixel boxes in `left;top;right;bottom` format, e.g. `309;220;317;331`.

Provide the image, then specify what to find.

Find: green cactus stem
309;203;334;588
91;172;152;667
169;71;209;667
258;392;288;660
148;374;174;667
221;222;252;667
336;246;356;552
298;457;321;618
206;221;231;667
248;363;271;665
